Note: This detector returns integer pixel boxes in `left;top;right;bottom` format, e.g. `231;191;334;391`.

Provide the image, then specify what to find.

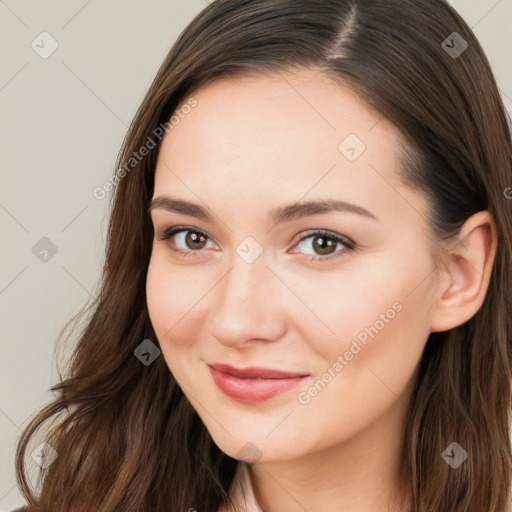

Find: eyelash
156;226;356;263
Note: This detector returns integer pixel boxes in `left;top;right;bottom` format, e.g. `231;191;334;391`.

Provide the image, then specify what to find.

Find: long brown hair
15;0;512;510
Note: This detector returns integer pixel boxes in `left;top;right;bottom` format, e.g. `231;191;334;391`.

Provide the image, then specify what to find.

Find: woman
14;0;512;510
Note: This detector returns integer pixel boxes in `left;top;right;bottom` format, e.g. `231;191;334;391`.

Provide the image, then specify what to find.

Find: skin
146;67;497;511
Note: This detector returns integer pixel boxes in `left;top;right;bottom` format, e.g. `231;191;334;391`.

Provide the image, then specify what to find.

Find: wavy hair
15;0;512;510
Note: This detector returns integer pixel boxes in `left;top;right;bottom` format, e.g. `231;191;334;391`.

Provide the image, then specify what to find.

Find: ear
429;211;498;333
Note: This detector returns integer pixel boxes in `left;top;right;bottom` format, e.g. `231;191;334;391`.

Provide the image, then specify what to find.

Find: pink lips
208;363;310;403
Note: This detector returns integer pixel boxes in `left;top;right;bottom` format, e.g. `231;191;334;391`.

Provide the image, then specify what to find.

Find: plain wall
1;0;511;509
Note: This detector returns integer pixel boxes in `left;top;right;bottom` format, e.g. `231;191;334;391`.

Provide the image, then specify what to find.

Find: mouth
209;363;310;379
207;363;310;403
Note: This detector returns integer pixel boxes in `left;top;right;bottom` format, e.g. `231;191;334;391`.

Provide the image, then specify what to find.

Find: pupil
187;232;206;249
314;236;335;255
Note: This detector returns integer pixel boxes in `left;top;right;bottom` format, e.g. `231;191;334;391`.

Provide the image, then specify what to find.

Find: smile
207;364;310;403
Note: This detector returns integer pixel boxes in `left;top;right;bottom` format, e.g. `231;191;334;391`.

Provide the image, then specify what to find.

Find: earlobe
429;211;497;333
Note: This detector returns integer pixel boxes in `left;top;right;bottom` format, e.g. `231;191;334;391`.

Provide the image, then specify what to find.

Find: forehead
170;68;399;147
153;67;421;227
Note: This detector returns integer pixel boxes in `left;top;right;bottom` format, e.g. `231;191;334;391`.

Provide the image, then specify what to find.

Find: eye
156;226;355;262
291;229;355;262
156;226;217;258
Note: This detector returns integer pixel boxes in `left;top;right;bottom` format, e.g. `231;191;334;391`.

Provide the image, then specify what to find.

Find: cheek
293;245;434;402
146;250;217;385
146;257;174;336
308;272;431;410
146;251;204;338
146;254;196;384
286;288;430;456
288;257;431;356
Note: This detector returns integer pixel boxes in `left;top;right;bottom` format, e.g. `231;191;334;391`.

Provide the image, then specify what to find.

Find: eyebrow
148;195;379;224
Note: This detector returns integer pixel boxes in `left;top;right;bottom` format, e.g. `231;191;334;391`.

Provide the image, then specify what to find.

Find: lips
207;363;310;403
208;363;309;379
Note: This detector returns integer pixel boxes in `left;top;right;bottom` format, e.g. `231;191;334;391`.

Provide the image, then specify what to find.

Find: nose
207;251;288;347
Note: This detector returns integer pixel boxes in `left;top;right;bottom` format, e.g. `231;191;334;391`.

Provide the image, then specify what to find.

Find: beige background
0;0;511;509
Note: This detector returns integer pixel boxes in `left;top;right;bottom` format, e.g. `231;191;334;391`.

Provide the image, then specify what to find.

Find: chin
206;426;300;464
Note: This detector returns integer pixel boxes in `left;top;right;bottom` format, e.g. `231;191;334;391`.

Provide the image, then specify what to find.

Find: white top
218;461;264;512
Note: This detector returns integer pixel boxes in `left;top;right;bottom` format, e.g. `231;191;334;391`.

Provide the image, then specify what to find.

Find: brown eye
293;230;355;262
184;231;207;250
157;227;215;258
310;235;338;255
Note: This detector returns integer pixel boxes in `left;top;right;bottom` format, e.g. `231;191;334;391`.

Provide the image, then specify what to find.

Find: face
146;67;438;463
